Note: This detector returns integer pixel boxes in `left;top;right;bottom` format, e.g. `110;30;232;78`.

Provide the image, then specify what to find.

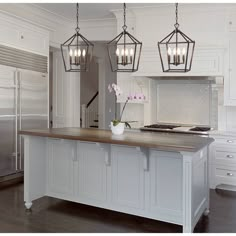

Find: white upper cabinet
225;32;236;106
0;13;49;56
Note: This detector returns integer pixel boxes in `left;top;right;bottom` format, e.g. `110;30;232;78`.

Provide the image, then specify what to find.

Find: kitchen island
19;128;214;233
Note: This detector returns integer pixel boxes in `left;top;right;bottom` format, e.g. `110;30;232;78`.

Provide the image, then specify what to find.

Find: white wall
80;58;98;106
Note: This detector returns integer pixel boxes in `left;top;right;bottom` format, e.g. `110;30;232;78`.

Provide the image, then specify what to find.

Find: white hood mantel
131;45;226;78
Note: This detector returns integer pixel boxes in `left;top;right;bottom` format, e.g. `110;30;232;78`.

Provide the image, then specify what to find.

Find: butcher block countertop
19;128;214;153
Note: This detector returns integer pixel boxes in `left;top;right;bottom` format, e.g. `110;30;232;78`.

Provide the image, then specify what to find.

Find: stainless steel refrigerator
0;64;48;177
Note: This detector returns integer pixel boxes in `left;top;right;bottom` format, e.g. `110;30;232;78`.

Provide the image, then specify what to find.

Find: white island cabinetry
46;139;75;200
75;142;108;206
21;128;213;233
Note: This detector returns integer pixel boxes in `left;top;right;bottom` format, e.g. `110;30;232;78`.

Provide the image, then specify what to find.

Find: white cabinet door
111;146;145;210
149;151;182;222
0;19;20;47
76;142;108;205
19;28;49;56
225;32;236;106
46;139;75;199
0;14;49;56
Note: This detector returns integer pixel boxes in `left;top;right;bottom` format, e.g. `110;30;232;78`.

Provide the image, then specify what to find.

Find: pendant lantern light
61;3;94;72
158;3;195;73
107;3;142;72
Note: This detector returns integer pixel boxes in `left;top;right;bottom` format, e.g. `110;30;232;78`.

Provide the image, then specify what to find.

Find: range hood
131;44;226;79
147;76;224;84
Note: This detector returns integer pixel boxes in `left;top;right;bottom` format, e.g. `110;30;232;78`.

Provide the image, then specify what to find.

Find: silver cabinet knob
227;140;234;143
226;155;234;158
227;172;234;177
21;35;24;39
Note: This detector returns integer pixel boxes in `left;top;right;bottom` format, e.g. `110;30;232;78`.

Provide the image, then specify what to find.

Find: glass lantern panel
62;43;93;72
108;42;118;72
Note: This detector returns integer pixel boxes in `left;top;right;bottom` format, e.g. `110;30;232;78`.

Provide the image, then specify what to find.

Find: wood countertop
19;128;214;153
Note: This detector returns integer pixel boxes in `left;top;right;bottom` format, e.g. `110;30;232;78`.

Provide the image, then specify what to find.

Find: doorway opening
80;41;117;130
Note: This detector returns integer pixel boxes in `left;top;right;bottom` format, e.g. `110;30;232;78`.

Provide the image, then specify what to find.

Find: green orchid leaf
125;122;131;129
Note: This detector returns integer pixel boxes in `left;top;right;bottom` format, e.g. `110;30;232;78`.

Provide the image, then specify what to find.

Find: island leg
204;147;210;216
182;152;193;233
23;135;46;211
25;202;32;210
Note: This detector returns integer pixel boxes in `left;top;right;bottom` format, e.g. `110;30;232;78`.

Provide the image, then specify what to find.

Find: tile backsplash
156;80;213;126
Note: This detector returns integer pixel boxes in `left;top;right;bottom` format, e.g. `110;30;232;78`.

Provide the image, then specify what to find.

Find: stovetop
140;123;212;135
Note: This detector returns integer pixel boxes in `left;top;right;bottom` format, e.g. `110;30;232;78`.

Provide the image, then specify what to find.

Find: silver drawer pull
227;172;234;177
227;140;234;143
226;155;234;158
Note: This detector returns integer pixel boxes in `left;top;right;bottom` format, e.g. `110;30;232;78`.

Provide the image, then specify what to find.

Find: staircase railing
81;91;99;128
86;91;99;108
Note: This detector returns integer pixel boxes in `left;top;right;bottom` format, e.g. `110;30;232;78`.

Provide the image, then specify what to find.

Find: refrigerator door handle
18;71;22;170
14;70;18;172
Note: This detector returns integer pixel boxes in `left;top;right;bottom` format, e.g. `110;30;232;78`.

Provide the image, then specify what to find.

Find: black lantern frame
158;3;195;73
61;3;94;72
107;3;142;72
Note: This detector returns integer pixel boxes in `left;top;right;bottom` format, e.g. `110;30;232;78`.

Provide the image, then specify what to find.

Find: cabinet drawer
216;168;236;179
213;148;236;165
213;165;236;187
213;138;236;146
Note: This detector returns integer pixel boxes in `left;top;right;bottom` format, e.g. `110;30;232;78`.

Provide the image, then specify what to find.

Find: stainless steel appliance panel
0;65;17;177
0;117;16;176
0;65;16;116
19;69;48;115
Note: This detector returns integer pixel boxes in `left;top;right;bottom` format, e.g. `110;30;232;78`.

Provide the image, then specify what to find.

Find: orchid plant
108;83;131;128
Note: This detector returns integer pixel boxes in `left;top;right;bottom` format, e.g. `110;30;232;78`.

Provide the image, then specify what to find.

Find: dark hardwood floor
0;181;236;233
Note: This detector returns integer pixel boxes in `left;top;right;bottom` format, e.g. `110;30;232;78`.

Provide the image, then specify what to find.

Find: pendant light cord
174;3;179;29
122;3;127;31
76;3;80;32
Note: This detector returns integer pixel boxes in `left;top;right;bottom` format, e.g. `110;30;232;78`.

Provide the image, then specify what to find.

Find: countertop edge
19;129;214;153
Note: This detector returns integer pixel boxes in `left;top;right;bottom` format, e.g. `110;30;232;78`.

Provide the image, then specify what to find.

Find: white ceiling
34;3;159;21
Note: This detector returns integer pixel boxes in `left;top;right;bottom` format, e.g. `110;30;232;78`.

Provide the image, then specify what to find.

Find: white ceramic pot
110;122;125;135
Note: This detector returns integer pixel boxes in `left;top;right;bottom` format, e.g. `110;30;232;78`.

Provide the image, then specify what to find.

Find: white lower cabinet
46;139;76;199
110;146;145;211
209;134;236;189
149;151;183;223
75;142;108;205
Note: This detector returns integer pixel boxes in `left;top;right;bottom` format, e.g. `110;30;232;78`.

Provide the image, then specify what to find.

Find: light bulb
130;48;134;56
78;49;81;57
121;49;124;56
125;48;129;56
177;48;181;55
82;49;86;57
173;48;176;55
69;49;73;56
116;48;120;56
168;47;172;55
74;49;77;57
182;48;186;55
